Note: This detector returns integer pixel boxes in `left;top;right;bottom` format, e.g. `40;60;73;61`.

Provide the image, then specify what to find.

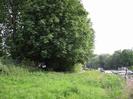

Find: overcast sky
82;0;133;54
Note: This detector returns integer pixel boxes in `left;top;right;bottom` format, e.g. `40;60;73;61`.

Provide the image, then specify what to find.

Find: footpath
125;77;133;99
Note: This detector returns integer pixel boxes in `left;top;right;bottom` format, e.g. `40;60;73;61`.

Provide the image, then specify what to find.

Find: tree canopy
0;0;94;71
87;49;133;70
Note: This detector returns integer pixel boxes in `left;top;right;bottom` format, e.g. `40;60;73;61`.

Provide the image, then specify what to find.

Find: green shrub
0;57;37;75
128;66;133;71
71;63;83;72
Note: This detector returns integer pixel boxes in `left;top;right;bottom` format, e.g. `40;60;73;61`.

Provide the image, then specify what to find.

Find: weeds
0;58;125;99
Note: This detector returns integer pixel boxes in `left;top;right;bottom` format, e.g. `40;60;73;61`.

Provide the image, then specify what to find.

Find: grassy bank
0;60;125;99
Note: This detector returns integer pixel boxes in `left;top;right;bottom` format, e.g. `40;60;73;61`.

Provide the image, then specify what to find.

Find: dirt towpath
125;78;133;99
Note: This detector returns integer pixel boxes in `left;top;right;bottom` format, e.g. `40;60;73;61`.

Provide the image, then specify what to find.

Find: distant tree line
87;49;133;70
0;0;94;71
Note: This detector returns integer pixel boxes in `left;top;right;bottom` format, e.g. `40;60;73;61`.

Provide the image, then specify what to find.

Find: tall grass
0;58;126;99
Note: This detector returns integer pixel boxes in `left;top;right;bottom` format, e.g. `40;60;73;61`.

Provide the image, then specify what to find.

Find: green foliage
0;57;38;75
0;0;94;71
0;61;125;99
87;54;111;69
128;66;133;71
0;58;27;75
0;0;27;57
109;49;133;69
71;63;83;72
0;33;3;56
0;0;5;23
4;0;94;71
87;49;133;69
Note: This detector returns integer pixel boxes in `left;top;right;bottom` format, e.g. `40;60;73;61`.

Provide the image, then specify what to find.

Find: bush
0;60;26;75
0;57;39;75
71;63;83;72
128;66;133;71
